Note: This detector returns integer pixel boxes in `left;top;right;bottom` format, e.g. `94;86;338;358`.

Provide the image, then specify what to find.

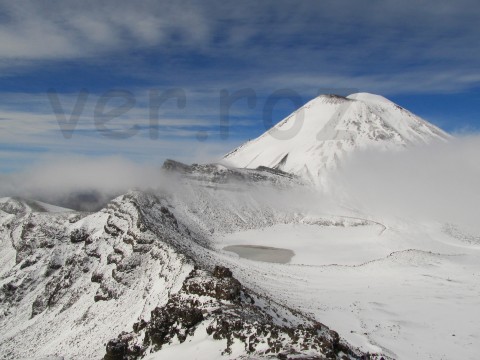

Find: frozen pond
218;223;387;266
223;245;294;264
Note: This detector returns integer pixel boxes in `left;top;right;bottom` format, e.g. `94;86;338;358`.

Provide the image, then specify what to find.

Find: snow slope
213;220;480;360
144;170;480;359
224;93;449;183
158;168;480;359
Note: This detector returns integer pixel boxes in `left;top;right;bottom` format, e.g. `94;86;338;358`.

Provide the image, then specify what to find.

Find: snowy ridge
0;192;195;359
1;163;479;359
0;173;368;360
0;197;73;214
224;93;449;183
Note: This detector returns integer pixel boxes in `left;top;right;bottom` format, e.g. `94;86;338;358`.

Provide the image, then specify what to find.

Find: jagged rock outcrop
162;159;302;186
104;266;352;360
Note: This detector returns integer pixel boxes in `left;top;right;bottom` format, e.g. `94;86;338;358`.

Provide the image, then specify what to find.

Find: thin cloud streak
1;0;480;93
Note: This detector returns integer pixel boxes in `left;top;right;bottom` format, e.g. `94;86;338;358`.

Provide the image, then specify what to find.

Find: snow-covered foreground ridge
0;172;373;360
1;161;479;360
224;93;449;182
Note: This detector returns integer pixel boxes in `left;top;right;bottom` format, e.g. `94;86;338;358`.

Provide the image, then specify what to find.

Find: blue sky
1;0;480;172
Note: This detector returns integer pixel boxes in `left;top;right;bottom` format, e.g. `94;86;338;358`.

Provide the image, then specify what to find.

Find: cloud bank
333;135;480;228
1;134;479;231
0;156;168;210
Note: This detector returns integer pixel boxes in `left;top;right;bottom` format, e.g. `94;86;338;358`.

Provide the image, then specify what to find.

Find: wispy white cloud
264;70;480;96
0;0;479;94
0;0;210;60
0;88;257;171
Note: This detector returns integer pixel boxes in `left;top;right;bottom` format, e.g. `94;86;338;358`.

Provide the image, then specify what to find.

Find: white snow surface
213;220;480;359
223;93;449;184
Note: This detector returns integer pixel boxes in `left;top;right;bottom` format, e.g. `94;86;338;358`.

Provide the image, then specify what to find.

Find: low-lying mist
0;135;479;231
0;156;166;211
333;134;480;228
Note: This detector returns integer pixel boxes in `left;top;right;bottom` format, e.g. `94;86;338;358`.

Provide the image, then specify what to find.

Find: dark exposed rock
132;319;147;333
145;302;204;350
116;255;141;273
94;281;117;302
65;253;90;270
104;218;123;237
104;333;143;360
182;269;241;302
70;228;89;243
20;255;39;269
134;236;154;245
159;206;178;229
113;247;124;256
91;271;104;283
104;337;127;360
162;159;191;173
111;254;143;286
107;253;122;265
213;265;233;279
103;265;357;360
131;244;152;253
85;245;102;259
256;165;297;179
1;282;18;305
31;295;48;318
161;159;301;186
